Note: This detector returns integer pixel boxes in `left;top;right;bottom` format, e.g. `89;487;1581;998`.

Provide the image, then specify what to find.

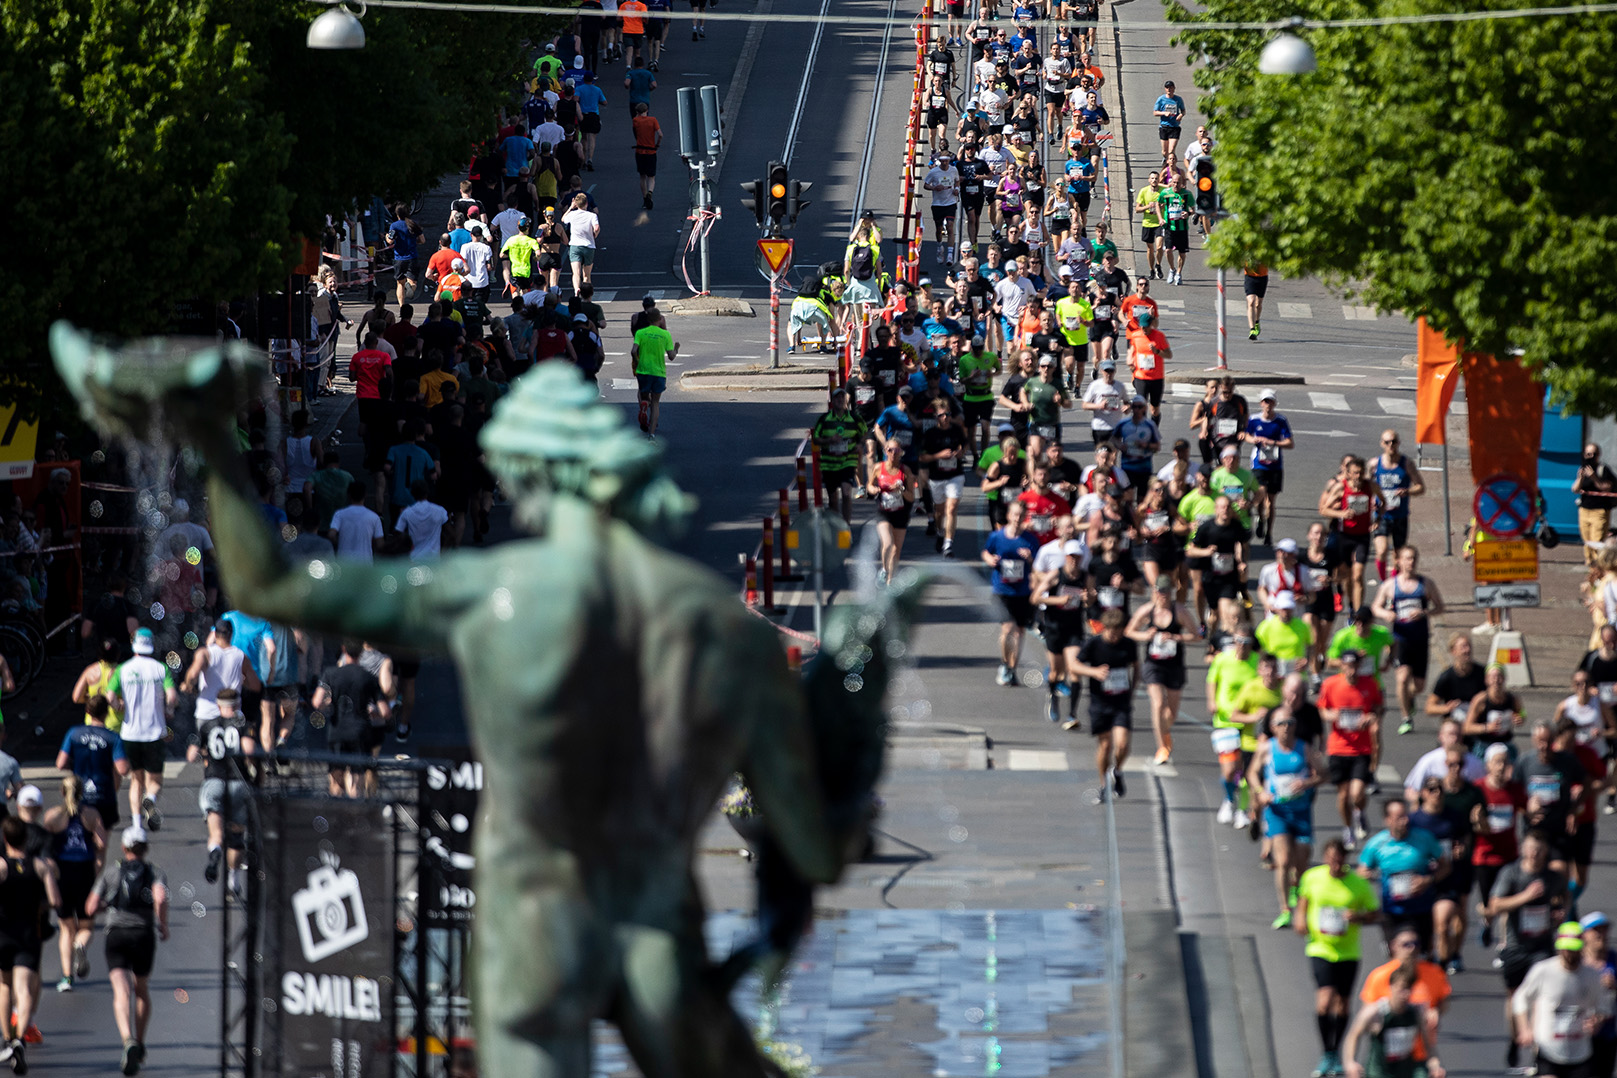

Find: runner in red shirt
1557;720;1607;893
349;335;395;472
1125;308;1172;423
1016;462;1072;547
1317;648;1384;848
1471;742;1527;931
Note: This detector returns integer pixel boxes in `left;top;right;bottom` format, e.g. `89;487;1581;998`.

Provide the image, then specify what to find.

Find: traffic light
740;179;764;225
1194;158;1217;214
788;179;813;224
767;161;790;224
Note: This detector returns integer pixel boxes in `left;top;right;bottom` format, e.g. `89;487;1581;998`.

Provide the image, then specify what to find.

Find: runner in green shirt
1328;609;1396;685
811;388;869;522
1177;466;1219;628
1294;839;1381;1078
1136;171;1166;281
630;316;676;436
1210;445;1259;528
1020;356;1070;459
956;338;1002;455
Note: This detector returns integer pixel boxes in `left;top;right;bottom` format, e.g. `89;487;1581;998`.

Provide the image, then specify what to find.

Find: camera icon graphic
291;857;370;964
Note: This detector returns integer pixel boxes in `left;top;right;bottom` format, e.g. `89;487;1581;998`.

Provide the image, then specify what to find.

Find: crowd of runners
790;14;1617;1078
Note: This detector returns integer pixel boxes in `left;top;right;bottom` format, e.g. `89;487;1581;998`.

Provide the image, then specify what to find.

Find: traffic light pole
1210;266;1228;371
768;222;782;369
695;159;712;296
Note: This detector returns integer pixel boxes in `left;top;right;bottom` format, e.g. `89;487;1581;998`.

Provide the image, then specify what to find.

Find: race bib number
1487;804;1515;833
826;437;849;456
1211;552;1235;575
855;386;875;404
1389;872;1418;901
879;490;905;510
1000;559;1026;584
1487;709;1513;732
1306;566;1332;590
967;368;989;385
1384;491;1403;511
895;429;914;447
1144;511;1169;532
877;369;896;386
1211;728;1241;755
1346;493;1370;515
1554;1006;1584;1041
1317;906;1347;937
1257;444;1280;464
1031;513;1053;534
1528;775;1562;802
1215;418;1238;437
1102;666;1131;694
1064;315;1081;330
1148;633;1178;661
1382;1026;1416;1061
1094;305;1113;320
1521;904;1550;937
1136;350;1157;372
1167;205;1187;220
1599;682;1617;705
1223;484;1245;501
1358;656;1377;678
1337;708;1364;731
1098;586;1124;608
1394;597;1424;621
1272;774;1301;802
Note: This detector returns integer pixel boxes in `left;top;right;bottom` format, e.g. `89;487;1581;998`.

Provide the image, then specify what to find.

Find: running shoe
1606;795;1615;815
996;663;1014;686
121;1040;138;1076
1216;800;1233;824
1397;718;1414;735
1063;718;1082;732
1480;921;1494;948
1248;326;1258;341
205;847;224;885
1444;957;1463;975
1054;681;1071;698
1112;769;1125;798
1046;695;1061;724
1271;910;1291;930
53;979;70;995
1152;747;1171;765
1253;321;1261;338
10;1037;24;1074
1232;809;1250;831
942;538;954;557
141;797;161;833
1088;788;1104;805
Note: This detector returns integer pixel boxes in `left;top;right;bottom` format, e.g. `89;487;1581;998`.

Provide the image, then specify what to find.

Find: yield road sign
757;237;794;279
1472;538;1539;583
1473;472;1534;540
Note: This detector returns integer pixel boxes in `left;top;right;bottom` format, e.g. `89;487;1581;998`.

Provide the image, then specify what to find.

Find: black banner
263;797;394;1078
418;754;481;928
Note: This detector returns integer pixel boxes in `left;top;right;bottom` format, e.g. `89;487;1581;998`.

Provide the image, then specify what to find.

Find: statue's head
480;363;694;538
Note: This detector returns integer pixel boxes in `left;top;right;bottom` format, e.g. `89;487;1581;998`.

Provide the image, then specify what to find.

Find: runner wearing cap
1579;914;1617;1077
1259;537;1314;614
86;825;167;1075
1031;537;1091;720
1244;389;1294;544
983;501;1039;688
1319;649;1385;847
1372;431;1425;584
1081;358;1125;446
499;215;540;296
1053;278;1093;391
1257;592;1316;679
811;389;868;524
1210;443;1259;534
1125;307;1171;423
1187;495;1249;639
1339;962;1444;1078
1513;920;1607;1078
925;149;960;263
920;402;967;557
1021;354;1070;461
1126;577;1198;764
1177;465;1220;634
107;630;175;836
0;814;59;1072
867;439;917;587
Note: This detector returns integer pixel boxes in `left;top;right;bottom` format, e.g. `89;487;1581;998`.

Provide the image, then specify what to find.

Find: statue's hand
50;322;269;448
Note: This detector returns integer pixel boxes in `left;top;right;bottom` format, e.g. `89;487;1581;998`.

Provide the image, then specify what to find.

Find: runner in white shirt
490;205;525;249
460;225;494;293
924;155;961;264
327;484;385;563
1081;360;1125;444
395;484;451;560
179;621;258;722
1256;537;1314;612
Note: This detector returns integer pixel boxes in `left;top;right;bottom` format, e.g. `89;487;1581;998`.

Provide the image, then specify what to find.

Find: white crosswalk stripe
1309;392;1351;411
1377;396;1416;417
1172;383;1202;397
595;290;618;302
1341;305;1379;320
1278;302;1312;319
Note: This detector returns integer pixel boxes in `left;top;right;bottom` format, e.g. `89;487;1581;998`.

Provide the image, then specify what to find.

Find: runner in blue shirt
1371;430;1424;581
574;73;607;171
1152;79;1187;161
875;389;920;466
982;501;1038;687
1243;388;1294;544
1357;800;1449;954
56;697;127;829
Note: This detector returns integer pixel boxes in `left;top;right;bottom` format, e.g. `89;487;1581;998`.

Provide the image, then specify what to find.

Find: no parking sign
1473;473;1535;540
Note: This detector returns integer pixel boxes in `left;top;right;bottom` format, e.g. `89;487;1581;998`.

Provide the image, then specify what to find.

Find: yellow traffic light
1197;177;1213;191
770;183;787;198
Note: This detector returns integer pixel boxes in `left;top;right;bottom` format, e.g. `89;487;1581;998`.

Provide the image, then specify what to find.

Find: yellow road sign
0;402;39;481
1472;538;1539;583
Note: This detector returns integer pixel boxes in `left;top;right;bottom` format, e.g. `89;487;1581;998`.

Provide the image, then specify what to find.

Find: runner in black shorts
88;826;168;1075
0;816;57;1071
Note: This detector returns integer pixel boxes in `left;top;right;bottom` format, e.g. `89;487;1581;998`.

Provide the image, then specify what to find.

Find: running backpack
111;861;155;915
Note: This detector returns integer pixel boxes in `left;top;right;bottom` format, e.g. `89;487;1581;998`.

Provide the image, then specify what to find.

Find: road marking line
1377;396;1416;417
744;455;801;466
1006;749;1070;771
594;290;618;302
1278;303;1312;319
1342;305;1379;320
1309;392;1351;411
1172;383;1201;397
610;378;637;390
1121;758;1178;777
1376;764;1402;785
1155;299;1185;309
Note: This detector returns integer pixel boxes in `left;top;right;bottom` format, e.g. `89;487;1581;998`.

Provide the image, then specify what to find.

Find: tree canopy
1173;0;1617;415
0;0;532;424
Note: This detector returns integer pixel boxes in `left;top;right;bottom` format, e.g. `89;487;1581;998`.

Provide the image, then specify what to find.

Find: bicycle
0;616;45;697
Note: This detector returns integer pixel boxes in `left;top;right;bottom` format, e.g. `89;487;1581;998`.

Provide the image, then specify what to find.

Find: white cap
1219;444;1237;458
1271;592;1296;610
1062;540;1086;556
1058;265;1074;277
1258;389;1277;401
1484;743;1511;761
15;786;41;808
1276;537;1298;553
131;628;155;655
122;825;149;849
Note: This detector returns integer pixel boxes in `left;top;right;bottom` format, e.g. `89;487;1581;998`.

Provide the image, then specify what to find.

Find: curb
681;359;839;392
665;297;756;317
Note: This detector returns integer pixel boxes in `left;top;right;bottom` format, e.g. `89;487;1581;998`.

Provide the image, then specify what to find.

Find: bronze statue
51;325;917;1077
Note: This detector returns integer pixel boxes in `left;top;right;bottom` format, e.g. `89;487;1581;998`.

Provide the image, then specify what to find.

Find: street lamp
308;2;367;50
1258;30;1315;74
